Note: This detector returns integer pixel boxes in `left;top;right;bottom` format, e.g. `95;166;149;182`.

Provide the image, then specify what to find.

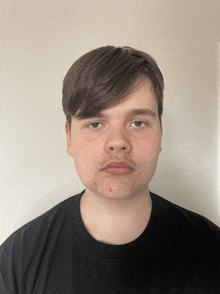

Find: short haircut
62;46;164;126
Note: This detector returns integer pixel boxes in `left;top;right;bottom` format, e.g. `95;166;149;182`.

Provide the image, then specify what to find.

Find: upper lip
103;161;133;169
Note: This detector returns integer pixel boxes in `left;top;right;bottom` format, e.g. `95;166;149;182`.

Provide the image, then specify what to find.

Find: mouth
102;161;134;175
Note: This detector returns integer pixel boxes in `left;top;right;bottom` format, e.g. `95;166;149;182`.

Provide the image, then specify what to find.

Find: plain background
1;0;220;245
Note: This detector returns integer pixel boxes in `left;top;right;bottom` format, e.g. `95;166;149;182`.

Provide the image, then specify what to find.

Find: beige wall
1;0;220;244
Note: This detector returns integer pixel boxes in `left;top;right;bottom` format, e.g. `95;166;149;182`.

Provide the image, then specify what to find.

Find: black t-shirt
1;190;220;293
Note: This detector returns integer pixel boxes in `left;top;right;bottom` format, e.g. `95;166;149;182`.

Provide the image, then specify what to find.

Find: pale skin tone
65;78;162;245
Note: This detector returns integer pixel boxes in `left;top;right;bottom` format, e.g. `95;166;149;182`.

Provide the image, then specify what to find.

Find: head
62;46;164;129
63;46;164;201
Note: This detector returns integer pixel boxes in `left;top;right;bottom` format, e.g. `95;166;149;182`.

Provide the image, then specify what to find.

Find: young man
1;46;220;293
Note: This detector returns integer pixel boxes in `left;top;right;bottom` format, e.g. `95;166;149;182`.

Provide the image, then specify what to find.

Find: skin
65;78;162;244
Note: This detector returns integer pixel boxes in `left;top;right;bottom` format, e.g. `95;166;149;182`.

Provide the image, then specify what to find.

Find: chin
83;171;151;200
97;183;146;201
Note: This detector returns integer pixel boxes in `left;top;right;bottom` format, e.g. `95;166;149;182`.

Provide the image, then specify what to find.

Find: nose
105;128;132;154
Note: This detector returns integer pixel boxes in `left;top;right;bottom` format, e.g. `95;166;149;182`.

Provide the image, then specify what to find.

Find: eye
130;121;147;128
87;122;102;129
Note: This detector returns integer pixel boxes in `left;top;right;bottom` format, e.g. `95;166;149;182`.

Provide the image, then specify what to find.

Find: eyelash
87;122;102;129
131;121;147;128
87;121;147;129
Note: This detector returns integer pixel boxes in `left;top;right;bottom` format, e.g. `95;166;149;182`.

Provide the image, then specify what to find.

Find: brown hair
62;46;164;126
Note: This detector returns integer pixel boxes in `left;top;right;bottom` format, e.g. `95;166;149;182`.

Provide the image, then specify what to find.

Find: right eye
87;122;103;129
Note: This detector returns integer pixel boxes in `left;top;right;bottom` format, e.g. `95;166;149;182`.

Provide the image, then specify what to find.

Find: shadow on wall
150;113;219;227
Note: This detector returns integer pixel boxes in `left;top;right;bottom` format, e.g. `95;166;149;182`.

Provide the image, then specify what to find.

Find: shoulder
150;192;220;285
0;191;83;292
1;193;77;247
1;191;82;249
0;191;82;267
150;191;220;244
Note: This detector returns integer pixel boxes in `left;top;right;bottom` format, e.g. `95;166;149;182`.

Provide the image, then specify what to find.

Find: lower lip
103;167;134;175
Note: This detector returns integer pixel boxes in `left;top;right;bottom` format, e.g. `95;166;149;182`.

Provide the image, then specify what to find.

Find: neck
80;189;152;245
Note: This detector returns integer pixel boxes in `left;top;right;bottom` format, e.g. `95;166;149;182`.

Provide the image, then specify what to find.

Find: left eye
130;121;147;128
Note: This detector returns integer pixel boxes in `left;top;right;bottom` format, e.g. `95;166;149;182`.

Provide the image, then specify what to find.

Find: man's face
65;79;162;201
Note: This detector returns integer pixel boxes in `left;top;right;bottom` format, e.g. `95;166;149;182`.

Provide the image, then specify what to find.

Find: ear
65;122;74;157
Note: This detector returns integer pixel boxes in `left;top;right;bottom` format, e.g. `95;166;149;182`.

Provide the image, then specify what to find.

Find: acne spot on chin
109;188;113;192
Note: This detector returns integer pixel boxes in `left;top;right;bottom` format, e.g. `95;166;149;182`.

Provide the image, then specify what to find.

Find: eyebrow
75;108;158;122
87;108;157;120
125;108;157;118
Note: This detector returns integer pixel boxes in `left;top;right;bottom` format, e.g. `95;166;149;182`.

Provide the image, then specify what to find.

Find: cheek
135;138;161;162
73;142;99;173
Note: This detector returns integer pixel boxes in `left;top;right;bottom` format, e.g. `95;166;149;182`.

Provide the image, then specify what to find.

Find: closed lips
103;162;132;169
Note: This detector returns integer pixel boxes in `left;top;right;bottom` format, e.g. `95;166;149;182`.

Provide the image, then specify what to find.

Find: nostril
110;146;127;150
